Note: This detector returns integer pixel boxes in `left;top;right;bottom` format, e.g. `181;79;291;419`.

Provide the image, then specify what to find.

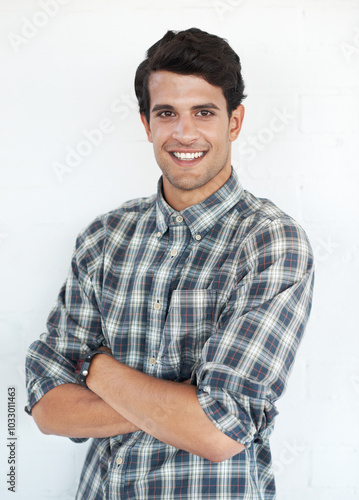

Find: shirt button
157;232;161;238
116;457;123;465
154;302;161;310
149;357;157;365
195;234;202;241
176;215;183;223
170;249;178;257
203;385;211;394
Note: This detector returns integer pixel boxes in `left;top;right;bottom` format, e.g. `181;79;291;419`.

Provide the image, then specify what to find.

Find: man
25;28;314;499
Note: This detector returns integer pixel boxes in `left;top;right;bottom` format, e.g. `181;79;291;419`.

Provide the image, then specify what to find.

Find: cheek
151;128;167;146
200;122;228;142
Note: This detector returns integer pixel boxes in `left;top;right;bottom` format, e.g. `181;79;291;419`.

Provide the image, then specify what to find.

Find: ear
140;113;153;143
229;105;245;142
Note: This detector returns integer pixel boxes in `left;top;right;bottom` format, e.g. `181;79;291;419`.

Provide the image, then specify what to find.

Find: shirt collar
156;167;244;240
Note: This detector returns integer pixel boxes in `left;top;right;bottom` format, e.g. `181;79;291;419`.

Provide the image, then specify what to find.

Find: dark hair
135;28;246;122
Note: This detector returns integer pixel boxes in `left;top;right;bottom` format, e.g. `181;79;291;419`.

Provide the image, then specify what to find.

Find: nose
172;115;199;145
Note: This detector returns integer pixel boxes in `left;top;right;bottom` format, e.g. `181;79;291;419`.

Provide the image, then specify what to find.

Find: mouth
168;150;208;167
171;151;205;160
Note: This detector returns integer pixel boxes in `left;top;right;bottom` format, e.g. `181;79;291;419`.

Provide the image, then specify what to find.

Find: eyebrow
151;103;221;113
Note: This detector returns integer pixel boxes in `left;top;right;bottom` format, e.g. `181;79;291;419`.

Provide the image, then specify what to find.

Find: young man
25;28;314;499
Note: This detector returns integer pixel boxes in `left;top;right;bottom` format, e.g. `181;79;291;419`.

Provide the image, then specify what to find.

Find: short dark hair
135;28;246;122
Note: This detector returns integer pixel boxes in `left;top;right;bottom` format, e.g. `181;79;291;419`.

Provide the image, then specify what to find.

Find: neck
162;165;232;211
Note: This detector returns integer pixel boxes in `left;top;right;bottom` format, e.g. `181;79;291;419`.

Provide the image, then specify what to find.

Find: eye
196;110;214;117
159;110;175;117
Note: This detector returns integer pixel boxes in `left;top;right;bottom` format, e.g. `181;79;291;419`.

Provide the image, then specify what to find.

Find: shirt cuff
196;363;278;446
25;378;88;444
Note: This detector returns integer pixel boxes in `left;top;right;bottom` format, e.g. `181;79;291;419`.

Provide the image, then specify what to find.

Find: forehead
147;71;226;109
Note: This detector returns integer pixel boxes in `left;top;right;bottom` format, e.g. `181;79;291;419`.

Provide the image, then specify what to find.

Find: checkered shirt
25;167;314;499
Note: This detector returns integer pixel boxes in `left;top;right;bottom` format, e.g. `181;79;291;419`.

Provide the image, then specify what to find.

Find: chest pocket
157;289;217;381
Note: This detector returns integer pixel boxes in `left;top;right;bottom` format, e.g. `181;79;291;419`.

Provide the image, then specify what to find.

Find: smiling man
25;28;314;499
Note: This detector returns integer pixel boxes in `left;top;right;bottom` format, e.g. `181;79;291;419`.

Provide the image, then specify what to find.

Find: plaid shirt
26;167;314;499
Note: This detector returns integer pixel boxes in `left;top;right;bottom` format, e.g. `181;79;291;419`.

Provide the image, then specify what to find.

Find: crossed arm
31;351;245;463
30;217;314;464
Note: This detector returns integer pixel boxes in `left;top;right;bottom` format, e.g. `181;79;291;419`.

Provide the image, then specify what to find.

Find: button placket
148;218;188;380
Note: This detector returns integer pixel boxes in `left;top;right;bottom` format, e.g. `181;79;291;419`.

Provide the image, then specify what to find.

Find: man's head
135;28;246;123
135;28;246;211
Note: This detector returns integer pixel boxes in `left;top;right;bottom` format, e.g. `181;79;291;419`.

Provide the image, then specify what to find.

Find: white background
1;0;359;498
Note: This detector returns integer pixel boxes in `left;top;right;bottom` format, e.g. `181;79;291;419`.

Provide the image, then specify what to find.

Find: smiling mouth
171;151;206;160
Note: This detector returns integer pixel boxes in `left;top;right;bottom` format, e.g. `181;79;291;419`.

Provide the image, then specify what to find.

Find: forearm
87;356;244;462
31;383;140;438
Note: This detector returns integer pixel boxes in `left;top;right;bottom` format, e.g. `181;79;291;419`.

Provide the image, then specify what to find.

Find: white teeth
173;152;204;160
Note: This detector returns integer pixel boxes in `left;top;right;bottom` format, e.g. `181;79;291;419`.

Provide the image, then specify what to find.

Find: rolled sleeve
196;364;277;446
195;217;314;447
25;341;79;413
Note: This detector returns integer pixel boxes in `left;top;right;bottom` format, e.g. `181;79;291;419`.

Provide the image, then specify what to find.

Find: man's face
141;71;244;210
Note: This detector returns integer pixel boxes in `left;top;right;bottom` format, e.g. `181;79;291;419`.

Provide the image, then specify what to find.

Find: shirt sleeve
25;217;107;442
195;217;315;447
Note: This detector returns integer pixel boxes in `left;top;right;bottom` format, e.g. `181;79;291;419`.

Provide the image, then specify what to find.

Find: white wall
1;0;358;498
